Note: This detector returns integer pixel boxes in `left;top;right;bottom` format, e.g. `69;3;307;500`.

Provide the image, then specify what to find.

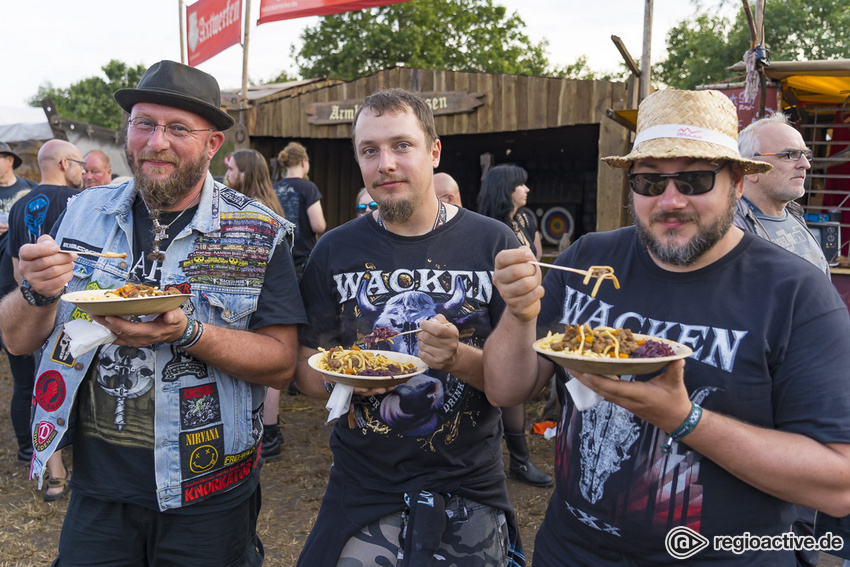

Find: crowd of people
2;59;850;567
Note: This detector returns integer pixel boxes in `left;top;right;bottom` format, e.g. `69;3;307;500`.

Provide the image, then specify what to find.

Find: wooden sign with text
305;91;484;125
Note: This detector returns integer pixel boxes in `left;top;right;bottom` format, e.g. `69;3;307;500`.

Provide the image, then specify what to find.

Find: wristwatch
20;279;64;307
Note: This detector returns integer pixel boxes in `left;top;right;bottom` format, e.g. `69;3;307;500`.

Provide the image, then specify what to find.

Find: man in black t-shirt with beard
294;88;525;566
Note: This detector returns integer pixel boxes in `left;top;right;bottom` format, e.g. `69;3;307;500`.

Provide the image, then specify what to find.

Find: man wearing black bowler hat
0;60;306;566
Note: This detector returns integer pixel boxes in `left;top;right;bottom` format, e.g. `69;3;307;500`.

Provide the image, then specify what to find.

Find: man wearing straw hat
483;88;850;564
0;60;305;566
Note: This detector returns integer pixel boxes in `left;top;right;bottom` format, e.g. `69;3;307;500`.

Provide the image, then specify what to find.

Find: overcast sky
2;0;730;111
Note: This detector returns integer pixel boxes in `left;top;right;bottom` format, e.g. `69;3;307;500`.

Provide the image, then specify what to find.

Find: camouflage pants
337;496;508;566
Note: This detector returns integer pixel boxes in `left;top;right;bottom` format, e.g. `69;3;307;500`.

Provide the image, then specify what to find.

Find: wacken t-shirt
531;227;850;566
299;207;519;499
69;192;305;513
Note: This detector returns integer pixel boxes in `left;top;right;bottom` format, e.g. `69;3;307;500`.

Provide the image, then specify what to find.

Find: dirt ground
0;352;556;566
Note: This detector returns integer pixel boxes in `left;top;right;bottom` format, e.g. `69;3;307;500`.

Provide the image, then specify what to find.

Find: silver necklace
143;192;201;262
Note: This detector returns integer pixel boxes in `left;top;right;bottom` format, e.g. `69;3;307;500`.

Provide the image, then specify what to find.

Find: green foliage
294;0;551;79
656;0;850;90
28;60;147;130
551;55;631;82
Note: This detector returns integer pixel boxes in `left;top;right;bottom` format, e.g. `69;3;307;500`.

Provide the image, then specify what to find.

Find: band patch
180;383;221;429
163;346;208;383
181;451;255;505
181;424;224;477
35;370;65;411
50;329;76;367
34;421;57;451
60;238;103;254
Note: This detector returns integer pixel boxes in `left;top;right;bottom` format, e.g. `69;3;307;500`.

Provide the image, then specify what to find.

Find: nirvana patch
181;452;255;505
180;424;225;478
35;370;65;411
180;383;221;429
34;421;57;452
50;329;76;367
163;346;208;382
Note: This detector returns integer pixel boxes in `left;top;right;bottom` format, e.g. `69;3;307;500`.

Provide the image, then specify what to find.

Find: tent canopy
728;59;850;105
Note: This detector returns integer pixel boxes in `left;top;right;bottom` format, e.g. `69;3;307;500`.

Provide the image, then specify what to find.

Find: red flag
187;0;243;67
258;0;412;25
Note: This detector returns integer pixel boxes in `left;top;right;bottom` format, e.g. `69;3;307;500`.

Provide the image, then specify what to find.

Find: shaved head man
37;140;85;190
434;172;462;206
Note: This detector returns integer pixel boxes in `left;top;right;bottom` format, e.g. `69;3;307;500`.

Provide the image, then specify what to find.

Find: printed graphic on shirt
35;370;66;411
180;424;224;478
49;329;76;367
180;383;221;430
24;194;50;241
180;213;275;288
336;268;495;440
163;345;208;382
34;420;57;452
555;284;747;537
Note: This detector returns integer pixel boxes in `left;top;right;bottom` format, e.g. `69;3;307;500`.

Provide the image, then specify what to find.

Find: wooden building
225;67;631;249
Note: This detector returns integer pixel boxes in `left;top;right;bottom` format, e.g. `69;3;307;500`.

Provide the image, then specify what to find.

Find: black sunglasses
356;201;378;213
628;164;729;197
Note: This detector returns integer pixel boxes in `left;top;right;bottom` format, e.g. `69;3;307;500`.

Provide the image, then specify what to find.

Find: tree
551;55;631;82
28;60;148;130
293;0;550;80
656;0;850;90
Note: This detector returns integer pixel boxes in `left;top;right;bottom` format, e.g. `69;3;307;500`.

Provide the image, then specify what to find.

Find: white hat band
633;124;740;153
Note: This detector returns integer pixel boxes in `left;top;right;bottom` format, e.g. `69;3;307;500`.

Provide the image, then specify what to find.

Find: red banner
187;0;243;67
258;0;412;25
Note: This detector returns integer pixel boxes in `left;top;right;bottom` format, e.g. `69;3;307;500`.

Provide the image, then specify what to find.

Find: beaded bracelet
173;317;196;347
180;320;204;350
661;402;703;454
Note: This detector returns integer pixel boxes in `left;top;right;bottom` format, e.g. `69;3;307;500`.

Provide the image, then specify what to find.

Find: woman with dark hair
225;150;286;217
478;164;552;488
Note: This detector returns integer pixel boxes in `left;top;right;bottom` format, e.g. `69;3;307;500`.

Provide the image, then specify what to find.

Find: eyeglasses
63;158;87;169
753;149;813;161
128;117;216;139
629;164;728;197
356;201;378;213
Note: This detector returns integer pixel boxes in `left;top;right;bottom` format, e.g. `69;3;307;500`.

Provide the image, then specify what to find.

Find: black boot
504;432;553;487
16;436;33;466
261;419;284;462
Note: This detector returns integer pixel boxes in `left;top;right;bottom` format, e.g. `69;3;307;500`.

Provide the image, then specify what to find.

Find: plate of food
62;284;191;317
533;324;692;376
308;347;428;388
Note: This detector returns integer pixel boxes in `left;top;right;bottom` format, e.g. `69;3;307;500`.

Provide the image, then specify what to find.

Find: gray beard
126;142;209;209
632;187;737;267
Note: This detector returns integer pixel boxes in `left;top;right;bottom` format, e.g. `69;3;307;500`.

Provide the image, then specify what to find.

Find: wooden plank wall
247;68;624;139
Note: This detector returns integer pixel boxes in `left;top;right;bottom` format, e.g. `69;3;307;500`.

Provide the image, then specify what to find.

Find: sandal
44;469;71;502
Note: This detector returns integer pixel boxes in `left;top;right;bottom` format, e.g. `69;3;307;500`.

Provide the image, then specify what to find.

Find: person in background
735;112;829;276
355;186;377;218
484;88;850;565
477;163;552;488
7;138;84;500
82;149;113;188
225;148;289;461
434;171;462;206
273;142;326;278
0;140;37;466
294;88;525;566
0;60;306;565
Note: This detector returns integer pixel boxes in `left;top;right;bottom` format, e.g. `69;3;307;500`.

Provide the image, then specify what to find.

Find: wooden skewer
66;250;128;259
528;261;620;298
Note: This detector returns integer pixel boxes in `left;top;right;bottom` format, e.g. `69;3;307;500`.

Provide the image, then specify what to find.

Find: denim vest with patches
30;173;293;511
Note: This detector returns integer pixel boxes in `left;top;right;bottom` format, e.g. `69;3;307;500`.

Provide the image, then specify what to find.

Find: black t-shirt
0;176;38;265
70;192;307;513
299;208;517;499
533;227;850;565
272;177;322;269
6;184;79;258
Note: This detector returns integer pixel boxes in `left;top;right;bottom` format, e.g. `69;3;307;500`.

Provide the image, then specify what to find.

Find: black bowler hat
114;60;235;131
0;142;22;169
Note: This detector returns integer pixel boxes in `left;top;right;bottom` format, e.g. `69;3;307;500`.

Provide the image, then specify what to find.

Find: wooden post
179;0;186;65
241;0;251;110
640;0;653;103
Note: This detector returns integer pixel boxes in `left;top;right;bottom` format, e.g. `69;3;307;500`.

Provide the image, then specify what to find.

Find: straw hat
602;89;771;175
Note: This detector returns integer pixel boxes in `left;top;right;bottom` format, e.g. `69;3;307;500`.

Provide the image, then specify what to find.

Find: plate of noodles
62;284;191;317
533;324;692;376
308;347;428;388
